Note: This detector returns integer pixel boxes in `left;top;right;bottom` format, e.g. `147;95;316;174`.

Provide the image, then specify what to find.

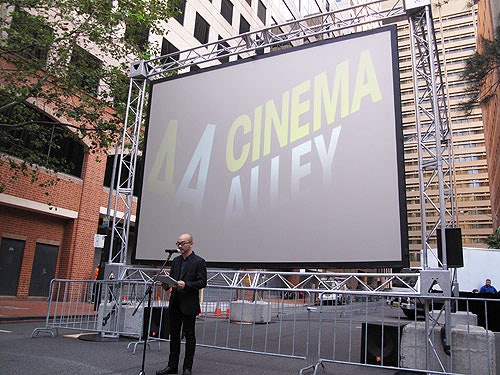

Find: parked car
318;279;350;305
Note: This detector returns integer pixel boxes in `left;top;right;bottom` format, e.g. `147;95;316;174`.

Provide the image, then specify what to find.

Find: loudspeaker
360;323;404;366
143;307;169;339
437;228;464;268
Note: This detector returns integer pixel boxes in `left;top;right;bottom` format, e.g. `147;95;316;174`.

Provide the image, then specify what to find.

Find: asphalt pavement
0;311;406;375
0;320;410;375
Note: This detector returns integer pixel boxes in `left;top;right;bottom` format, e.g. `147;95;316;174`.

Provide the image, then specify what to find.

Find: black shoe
156;367;178;375
182;369;192;375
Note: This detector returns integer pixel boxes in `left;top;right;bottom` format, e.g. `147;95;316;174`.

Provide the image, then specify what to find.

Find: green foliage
461;24;500;113
486;226;500;249
0;0;181;192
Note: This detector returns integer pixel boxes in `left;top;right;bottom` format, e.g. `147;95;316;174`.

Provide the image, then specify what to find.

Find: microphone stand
133;252;175;375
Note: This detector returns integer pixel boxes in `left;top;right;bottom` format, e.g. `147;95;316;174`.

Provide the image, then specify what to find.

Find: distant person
479;279;497;293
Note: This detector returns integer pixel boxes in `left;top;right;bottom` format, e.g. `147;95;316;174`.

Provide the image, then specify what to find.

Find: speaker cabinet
437;228;464;268
143;307;169;339
360;323;404;366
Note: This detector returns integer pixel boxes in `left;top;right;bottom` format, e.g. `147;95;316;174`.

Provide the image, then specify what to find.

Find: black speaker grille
437;228;464;268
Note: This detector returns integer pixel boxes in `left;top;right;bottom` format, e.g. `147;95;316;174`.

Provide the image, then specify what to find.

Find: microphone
165;249;179;255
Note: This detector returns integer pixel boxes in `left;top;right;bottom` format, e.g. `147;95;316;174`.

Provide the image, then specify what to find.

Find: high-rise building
396;1;494;265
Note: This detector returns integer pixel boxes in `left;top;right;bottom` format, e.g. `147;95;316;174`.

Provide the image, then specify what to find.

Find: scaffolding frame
108;0;453;274
409;5;454;270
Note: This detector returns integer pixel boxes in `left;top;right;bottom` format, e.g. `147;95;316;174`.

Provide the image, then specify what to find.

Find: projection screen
133;25;409;268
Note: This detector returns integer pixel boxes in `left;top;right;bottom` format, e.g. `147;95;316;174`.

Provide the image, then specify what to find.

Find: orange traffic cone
214;299;222;317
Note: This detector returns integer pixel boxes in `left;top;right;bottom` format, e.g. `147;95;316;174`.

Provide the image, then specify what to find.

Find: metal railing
32;278;497;375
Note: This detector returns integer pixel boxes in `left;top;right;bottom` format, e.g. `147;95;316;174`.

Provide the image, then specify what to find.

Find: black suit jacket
169;251;207;316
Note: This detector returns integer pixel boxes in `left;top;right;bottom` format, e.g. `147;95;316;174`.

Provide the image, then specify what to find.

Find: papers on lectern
157;275;178;288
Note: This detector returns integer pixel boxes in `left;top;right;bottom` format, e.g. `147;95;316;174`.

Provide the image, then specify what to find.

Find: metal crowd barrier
32;276;498;375
311;291;497;375
31;278;170;339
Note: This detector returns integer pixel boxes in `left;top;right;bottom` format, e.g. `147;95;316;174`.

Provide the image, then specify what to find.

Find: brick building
0;117;139;298
0;74;139;298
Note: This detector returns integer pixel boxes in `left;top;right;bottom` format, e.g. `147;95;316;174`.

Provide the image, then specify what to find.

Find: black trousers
168;304;197;370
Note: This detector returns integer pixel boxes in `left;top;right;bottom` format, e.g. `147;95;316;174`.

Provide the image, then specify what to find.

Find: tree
486;226;500;249
461;24;500;113
0;0;180;192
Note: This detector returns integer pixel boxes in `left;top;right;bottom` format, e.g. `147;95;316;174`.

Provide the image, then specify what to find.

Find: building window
221;0;233;25
217;37;230;64
194;13;210;44
175;0;187;26
82;0;112;15
257;0;266;24
239;15;250;34
103;154;143;194
109;71;129;113
409;251;421;264
69;45;102;96
8;9;53;63
124;18;149;52
0;102;85;178
161;38;180;64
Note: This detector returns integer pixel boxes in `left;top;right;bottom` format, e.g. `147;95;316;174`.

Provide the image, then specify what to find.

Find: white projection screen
133;25;409;268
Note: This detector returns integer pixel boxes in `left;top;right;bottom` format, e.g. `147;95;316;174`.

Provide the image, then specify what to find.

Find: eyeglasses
176;241;192;247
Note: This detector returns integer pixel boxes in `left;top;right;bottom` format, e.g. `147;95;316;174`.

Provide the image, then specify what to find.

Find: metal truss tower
109;0;454;273
407;5;454;269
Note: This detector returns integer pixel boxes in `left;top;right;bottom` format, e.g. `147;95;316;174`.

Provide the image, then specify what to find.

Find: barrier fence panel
313;291;497;375
32;275;499;375
32;278;170;339
197;286;311;361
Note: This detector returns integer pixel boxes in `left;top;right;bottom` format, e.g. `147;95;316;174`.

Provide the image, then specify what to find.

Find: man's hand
177;280;186;290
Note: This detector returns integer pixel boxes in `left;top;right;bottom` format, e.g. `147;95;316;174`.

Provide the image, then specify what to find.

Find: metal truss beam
140;0;407;80
407;7;455;372
116;266;421;297
409;7;454;269
109;0;453;275
108;77;147;265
